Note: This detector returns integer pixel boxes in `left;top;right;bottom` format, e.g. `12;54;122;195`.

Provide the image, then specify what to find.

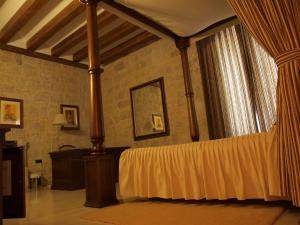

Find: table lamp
51;113;67;151
52;113;67;126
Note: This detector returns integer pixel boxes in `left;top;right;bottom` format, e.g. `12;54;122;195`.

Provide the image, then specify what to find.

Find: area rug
81;200;286;225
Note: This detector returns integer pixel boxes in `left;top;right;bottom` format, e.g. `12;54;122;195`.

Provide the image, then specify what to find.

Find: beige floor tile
4;188;106;225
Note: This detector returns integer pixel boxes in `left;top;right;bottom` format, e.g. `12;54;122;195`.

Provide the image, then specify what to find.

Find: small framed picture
152;114;164;132
0;97;23;129
60;104;80;130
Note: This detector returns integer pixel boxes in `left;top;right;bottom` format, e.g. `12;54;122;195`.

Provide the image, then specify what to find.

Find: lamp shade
52;113;67;126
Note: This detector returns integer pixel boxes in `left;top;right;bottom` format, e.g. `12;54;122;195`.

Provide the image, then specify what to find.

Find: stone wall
0;39;209;184
0;50;91;184
102;39;209;148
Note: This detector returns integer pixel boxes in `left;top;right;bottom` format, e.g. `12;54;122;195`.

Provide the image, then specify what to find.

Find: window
197;24;277;139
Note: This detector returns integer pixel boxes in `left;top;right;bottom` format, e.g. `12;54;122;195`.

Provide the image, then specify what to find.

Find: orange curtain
226;0;300;206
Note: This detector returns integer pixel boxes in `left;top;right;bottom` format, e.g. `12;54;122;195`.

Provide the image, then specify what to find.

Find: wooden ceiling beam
0;0;50;43
73;21;139;62
51;11;117;57
100;31;159;65
27;0;85;51
0;43;87;69
99;22;140;50
99;0;177;41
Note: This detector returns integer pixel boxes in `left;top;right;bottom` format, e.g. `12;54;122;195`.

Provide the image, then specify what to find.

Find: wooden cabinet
84;147;128;207
49;148;90;190
0;129;5;225
2;146;25;218
1;129;25;221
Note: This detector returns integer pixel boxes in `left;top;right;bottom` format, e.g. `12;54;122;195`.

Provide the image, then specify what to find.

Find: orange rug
81;200;286;225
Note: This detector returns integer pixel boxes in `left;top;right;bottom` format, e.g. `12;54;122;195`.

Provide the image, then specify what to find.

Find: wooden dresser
49;148;90;190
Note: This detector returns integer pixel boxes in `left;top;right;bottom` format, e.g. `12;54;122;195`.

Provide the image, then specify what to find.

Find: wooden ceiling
0;0;161;69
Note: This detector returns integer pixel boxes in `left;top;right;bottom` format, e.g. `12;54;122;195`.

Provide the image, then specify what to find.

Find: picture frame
60;104;80;130
152;114;164;132
0;97;23;129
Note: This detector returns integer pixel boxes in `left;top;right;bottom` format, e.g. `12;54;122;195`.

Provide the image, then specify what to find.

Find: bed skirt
119;128;282;201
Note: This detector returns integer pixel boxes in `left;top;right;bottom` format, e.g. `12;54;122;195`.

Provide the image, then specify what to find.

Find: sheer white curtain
197;24;277;139
214;26;257;136
242;27;278;131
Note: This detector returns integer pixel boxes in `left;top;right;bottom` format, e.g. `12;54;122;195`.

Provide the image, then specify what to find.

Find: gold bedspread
119;127;282;200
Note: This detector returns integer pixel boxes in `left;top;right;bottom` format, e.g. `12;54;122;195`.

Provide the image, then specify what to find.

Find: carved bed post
80;0;104;153
80;0;118;208
176;38;199;141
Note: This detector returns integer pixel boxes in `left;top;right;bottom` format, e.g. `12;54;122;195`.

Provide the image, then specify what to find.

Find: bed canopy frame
80;0;299;207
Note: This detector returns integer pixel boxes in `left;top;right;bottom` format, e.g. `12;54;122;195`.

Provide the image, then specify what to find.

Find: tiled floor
3;187;300;225
4;188;106;225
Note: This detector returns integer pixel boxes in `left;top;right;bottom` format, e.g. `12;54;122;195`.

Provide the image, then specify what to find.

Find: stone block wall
102;39;209;148
0;39;209;184
0;50;91;184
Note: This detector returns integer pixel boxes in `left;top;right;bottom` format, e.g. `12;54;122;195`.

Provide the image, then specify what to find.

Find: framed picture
0;97;23;128
152;114;164;132
60;104;80;130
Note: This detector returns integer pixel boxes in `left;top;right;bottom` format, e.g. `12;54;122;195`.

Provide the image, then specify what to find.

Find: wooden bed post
176;38;199;141
80;0;119;208
80;0;104;153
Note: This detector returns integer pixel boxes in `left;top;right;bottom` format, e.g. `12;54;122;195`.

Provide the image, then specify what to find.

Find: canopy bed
81;0;299;207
